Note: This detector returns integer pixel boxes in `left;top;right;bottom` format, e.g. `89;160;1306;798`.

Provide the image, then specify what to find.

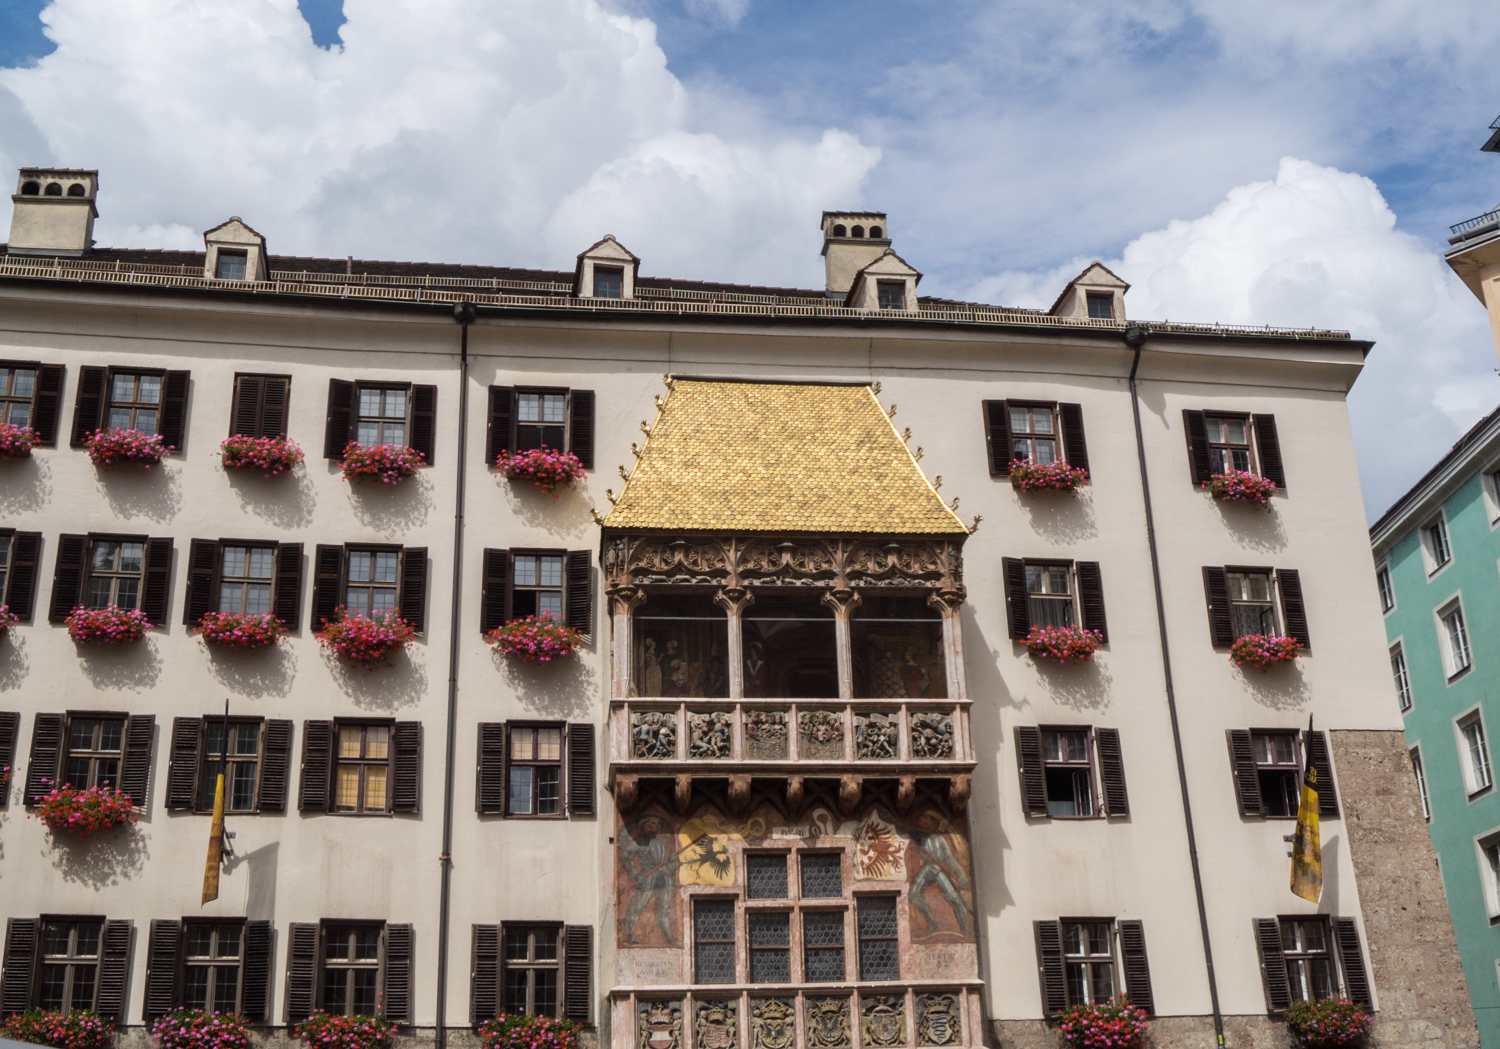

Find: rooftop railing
1449;208;1500;241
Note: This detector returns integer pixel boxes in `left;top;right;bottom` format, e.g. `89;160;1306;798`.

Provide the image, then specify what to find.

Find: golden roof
602;379;969;535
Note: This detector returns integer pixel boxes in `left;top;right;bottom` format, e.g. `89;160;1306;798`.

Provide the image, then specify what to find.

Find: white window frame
1376;562;1395;615
1456;706;1494;799
1420;512;1453;577
1390;640;1412;713
1475;826;1500;921
1482;462;1500;528
1434;595;1473;681
1410;744;1431;823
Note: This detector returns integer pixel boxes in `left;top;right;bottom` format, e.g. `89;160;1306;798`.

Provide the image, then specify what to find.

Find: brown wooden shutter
1252;414;1285;489
563;925;592;1022
5;531;42;622
569;389;596;469
299;720;334;811
410;383;437;466
470;925;500;1024
1226;729;1263;816
144;918;181;1023
257;719;294;812
981;400;1012;476
1118;920;1154;1016
241;921;272;1022
260;376;290;438
70;365;107;446
23;712;64;805
1058;403;1090;476
480;549;510;634
323;378;355;459
1333;917;1372;1007
486;386;514;464
1014;726;1048;817
165;717;202;810
1095;728;1129;816
477;723;506;814
1309;730;1339;818
48;533;88;623
1277;569;1310;649
97;919;132;1021
32;364;64;446
400;547;428;632
183;538;219;627
1033;920;1067;1015
1254;918;1292;1012
568;723;595;816
1075;561;1108;641
383;924;412;1022
140;537;173;627
284;923;319;1024
158;370;190;452
565;550;593;637
120;714;155;809
392;722;421;813
1002;557;1031;640
0;712;17;810
273;542;304;631
312;545;345;629
231;375;265;437
1182;409;1213;484
1202;567;1234;647
1;918;39;1016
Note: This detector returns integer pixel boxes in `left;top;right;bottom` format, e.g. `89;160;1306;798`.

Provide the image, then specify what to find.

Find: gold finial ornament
949;497;960;511
933;475;942;490
631;443;643;459
914;447;924;462
605;489;617;504
654;395;665;411
589;507;605;525
640;420;652;436
871;381;882;395
900;427;911;442
619;465;631;481
970;515;982;533
887;404;897;419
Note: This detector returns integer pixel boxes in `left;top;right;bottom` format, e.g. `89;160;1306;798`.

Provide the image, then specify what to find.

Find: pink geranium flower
220;434;305;476
1056;998;1150;1049
486;611;582;664
1011;458;1088;494
1229;633;1302;671
1025;624;1104;664
32;780;137;837
85;427;172;468
65;604;151;644
341;440;425;485
0;421;40;459
194;611;287;650
293;1012;398;1049
151;1009;254;1049
4;1008;113;1049
496;447;585;497
1204;468;1278;508
316;607;416;670
478;1014;581;1049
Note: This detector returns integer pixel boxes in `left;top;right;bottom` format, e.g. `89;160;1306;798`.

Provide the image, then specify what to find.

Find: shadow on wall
0;455;52;514
229;840;279;921
96;463;183;524
955;605;1019;918
344;468;433;536
495;641;600;719
46;825;149;887
78;636;164;692
1214;498;1288;554
227;466;317;530
1234;660;1312;711
0;632;30;691
323;647;429;711
499;475;599;537
1030;652;1113;712
204;642;298;699
1017;489;1098;545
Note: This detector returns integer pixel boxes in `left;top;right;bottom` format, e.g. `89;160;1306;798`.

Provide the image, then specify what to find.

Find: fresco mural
905;811;973;942
618;813;682;947
677;813;769;886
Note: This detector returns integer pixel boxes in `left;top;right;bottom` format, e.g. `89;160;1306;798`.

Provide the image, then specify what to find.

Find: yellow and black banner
202;701;229;905
1290;718;1322;903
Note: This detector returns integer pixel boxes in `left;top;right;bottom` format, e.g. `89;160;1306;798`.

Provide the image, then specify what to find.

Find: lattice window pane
857;897;896;937
747;854;789;899
695;900;736;984
803;911;845;982
750;911;791;985
801;854;842;898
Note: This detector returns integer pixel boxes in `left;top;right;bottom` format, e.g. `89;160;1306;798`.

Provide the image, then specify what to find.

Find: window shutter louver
231;375;265;438
166;717;202;810
285;923;319;1024
480;550;510;635
23;713;64;806
5;531;41;622
1333;917;1372;1008
470;925;500;1024
311;545;344;630
70;365;107;447
392;722;421;813
1254;918;1292;1013
144;919;181;1023
400;548;428;633
159;371;190;452
565;550;593;637
410;384;437;467
1014;726;1048;817
48;534;87;623
1309;730;1339;818
1;918;39;1017
1252;414;1285;489
97;920;133;1022
1227;730;1263;816
1058;403;1090;476
120;714;155;809
260;376;290;438
563;925;592;1022
273;542;304;631
1075;561;1108;641
1002;557;1031;640
183;539;219;627
1202;567;1234;648
568;723;595;816
32;364;64;446
569;389;596;469
981;400;1012;476
1033;920;1067;1016
141;538;174;627
257;719;294;812
323;379;355;460
1182;409;1213;485
298;721;334;811
1277;569;1310;650
1117;920;1154;1016
1095;728;1129;816
383;925;412;1022
486;387;514;464
241;921;272;1022
477;723;506;815
0;712;17;809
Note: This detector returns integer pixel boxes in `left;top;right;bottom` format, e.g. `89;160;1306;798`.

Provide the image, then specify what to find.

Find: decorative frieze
632;711;678;759
694;999;738;1049
638;1001;684;1049
807;996;853;1049
745;710;789;759
856;713;899;759
799;710;846;760
909;713;954;759
750;998;795;1049
688;711;733;759
915;993;962;1046
860;995;908;1048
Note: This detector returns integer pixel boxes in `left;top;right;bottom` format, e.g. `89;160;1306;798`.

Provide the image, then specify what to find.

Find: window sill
1466;785;1494;802
502;813;568;820
327;810;395;818
1447;667;1473;684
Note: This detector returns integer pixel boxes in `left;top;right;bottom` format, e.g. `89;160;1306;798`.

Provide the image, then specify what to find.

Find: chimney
8;168;99;256
821;211;890;296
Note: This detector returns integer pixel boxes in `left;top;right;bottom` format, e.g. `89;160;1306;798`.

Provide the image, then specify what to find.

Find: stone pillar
607;586;647;700
928;588;968;700
822;587;862;701
713;586;753;699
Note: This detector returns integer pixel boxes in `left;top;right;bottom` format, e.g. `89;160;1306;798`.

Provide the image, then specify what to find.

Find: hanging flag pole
1290;713;1323;903
202;699;230;906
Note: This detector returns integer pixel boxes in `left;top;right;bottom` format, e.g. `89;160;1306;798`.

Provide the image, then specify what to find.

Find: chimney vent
8;168;98;256
821;211;890;295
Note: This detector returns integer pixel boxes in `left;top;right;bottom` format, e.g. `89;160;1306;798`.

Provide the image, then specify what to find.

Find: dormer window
593;267;623;299
877;281;905;310
1086;292;1114;319
215;250;247;280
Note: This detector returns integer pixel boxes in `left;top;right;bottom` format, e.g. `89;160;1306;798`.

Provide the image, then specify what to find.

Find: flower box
1204;468;1278;508
1285;999;1371;1047
1010;458;1088;493
0;421;40;459
3;1009;113;1049
221;434;305;477
316;608;417;670
1229;633;1302;671
292;1012;398;1049
1025;624;1104;664
194;611;287;651
65;605;152;645
478;1014;581;1049
1056;997;1149;1049
486;612;583;664
341;441;425;485
86;427;172;469
151;1009;254;1049
496;447;586;497
33;783;137;837
0;604;18;639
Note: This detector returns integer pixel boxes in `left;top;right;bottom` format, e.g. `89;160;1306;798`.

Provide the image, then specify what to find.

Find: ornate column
822;587;863;701
713;586;754;700
928;587;968;700
607;586;648;700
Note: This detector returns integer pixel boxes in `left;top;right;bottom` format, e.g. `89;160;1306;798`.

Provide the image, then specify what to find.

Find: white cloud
682;0;749;25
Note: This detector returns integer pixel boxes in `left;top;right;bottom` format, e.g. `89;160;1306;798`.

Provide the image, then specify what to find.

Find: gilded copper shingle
602;380;969;535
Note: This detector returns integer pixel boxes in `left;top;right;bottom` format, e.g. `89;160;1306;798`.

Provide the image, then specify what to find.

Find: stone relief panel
855;713;898;759
744;709;789;759
631;711;677;759
799;710;845;759
859;995;907;1048
750;998;795;1049
806;996;852;1049
916;993;963;1046
638;1000;684;1049
694;1000;739;1049
909;713;954;759
688;711;733;759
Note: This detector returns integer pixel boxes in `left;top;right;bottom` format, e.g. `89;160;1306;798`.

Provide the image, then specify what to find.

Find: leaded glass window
694;899;735;984
857;897;898;980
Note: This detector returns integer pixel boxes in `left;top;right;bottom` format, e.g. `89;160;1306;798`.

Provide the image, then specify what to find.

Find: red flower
340;441;425;485
4;1008;113;1049
486;612;582;664
1204;469;1278;508
1055;998;1149;1049
0;421;40;459
194;611;287;650
292;1012;398;1049
1229;633;1302;671
495;447;585;497
477;1014;581;1049
316;607;417;670
1011;458;1088;493
65;605;152;644
151;1009;255;1049
1284;999;1370;1046
1025;624;1104;664
220;434;305;476
85;427;172;468
32;782;137;837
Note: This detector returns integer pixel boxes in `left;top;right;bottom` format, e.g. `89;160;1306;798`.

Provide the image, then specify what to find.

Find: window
593;267;623;299
1410;747;1431;821
1280;918;1335;1003
65;717;124;790
1391;643;1412;712
1042;729;1094;817
182;923;243;1013
1204;415;1252;474
38;920;102;1012
1460;713;1494;795
508;726;562;817
1085;293;1113;320
1479;835;1500;919
345;549;399;616
219;545;274;615
1424;517;1452;571
1010;404;1058;464
0;532;9;601
694;900;735;984
229;374;291;439
877;281;905;310
1062;921;1115;1006
503;925;559;1015
856;897;899;980
512;554;564;619
107;372;162;435
197;721;262;813
322;926;381;1015
215;251;247;280
1027;563;1074;628
744;590;837;699
802;911;845;982
355;386;407;448
86;539;144;611
1252;731;1300;818
1376;565;1394;613
334;725;391;814
747;853;789;899
516;392;567;451
1441;603;1472;678
1226;571;1276;639
801;854;843;898
1;365;36;426
748;911;791;983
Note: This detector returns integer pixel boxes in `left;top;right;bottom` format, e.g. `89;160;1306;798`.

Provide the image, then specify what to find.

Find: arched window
67;183;85;197
832;224;847;237
851;225;865;238
869;226;883;239
20;181;39;196
44;183;62;196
